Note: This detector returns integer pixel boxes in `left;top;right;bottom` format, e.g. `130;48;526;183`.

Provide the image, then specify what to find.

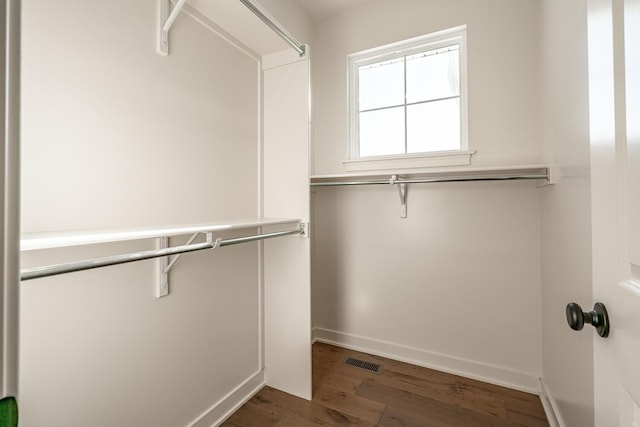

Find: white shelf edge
311;164;552;180
21;218;301;251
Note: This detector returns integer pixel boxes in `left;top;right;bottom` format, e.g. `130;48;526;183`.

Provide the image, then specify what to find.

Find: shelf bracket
391;175;408;218
299;222;310;238
158;0;187;56
157;232;221;298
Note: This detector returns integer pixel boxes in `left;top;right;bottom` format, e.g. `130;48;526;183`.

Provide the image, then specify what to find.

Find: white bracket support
537;165;558;187
299;222;310;238
390;175;408;218
157;232;221;298
158;236;170;297
158;0;187;56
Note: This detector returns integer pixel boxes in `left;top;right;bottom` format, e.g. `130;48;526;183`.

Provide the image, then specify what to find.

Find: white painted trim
343;150;474;171
349;25;468;60
539;379;566;427
187;370;265;427
257;44;266;381
312;327;542;394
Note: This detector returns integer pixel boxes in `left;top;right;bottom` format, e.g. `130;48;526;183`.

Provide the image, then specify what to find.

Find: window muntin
349;28;467;161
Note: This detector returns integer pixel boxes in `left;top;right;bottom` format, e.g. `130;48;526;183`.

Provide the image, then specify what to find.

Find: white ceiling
294;0;374;22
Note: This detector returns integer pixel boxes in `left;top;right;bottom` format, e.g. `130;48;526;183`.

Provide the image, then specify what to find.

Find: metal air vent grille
344;357;382;374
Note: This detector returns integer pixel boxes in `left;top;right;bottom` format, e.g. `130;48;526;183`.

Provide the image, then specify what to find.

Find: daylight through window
349;28;467;161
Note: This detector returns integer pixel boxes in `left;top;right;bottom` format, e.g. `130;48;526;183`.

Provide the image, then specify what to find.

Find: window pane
358;58;405;111
359;107;405;157
406;45;459;104
407;98;460;153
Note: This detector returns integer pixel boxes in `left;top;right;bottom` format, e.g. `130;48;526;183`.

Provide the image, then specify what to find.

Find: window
347;26;470;170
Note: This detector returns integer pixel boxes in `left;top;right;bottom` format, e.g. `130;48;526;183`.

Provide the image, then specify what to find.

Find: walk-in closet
2;0;640;426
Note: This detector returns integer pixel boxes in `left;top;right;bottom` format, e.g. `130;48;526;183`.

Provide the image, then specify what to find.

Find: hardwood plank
504;393;547;418
369;369;508;419
504;410;550;427
379;405;458;427
223;343;550;426
313;364;372;392
316;343;542;421
379;356;521;401
252;386;377;427
505;397;549;427
356;379;518;427
221;398;281;426
272;409;375;427
314;383;386;425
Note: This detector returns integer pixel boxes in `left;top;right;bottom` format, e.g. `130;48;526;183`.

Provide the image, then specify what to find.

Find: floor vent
344;357;382;374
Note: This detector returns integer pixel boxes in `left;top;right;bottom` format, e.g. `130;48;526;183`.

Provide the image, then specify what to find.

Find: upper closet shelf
310;165;555;186
311;165;554;219
158;0;305;57
237;0;305;56
21;218;301;251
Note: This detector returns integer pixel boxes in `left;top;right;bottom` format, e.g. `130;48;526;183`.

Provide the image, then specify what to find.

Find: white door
588;0;640;424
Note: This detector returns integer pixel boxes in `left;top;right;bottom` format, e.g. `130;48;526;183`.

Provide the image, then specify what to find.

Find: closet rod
21;228;304;282
238;0;306;56
310;171;550;187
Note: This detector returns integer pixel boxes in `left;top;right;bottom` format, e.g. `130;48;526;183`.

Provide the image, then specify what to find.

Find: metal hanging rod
238;0;306;57
21;227;304;282
310;170;551;187
310;168;552;219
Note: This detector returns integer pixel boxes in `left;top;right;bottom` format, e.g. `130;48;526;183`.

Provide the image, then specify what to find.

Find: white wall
20;1;262;426
539;1;594;426
313;182;542;386
21;2;258;232
311;0;544;390
312;0;542;175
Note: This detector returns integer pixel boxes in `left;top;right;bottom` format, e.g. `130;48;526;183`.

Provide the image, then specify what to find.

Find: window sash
348;26;467;161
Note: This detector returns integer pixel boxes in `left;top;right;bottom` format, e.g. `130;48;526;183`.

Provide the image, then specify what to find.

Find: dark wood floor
222;343;549;426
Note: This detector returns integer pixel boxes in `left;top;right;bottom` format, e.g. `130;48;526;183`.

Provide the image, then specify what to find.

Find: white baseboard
312;327;542;394
539;379;566;427
188;370;265;427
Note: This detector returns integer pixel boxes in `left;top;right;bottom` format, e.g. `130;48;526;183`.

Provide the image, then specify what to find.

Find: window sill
342;150;475;172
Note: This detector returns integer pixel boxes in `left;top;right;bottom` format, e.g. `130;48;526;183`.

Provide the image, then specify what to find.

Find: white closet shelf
310;165;554;219
310;164;554;184
21;218;302;251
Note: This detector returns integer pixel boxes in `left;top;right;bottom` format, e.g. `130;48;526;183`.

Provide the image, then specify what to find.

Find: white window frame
346;26;472;172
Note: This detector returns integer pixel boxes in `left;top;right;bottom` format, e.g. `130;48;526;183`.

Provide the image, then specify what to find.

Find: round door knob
566;302;610;338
